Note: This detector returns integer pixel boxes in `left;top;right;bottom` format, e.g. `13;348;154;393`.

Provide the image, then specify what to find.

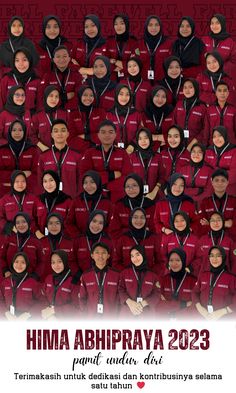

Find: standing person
38;119;81;199
118;245;160;318
192;246;236;320
135;15;172;83
41;250;79;320
1;252;44;321
158;56;184;106
159;248;196;319
172;16;205;78
106;14;137;81
0;16;39;75
79;242;120;318
0;119;40;197
36;15;73;78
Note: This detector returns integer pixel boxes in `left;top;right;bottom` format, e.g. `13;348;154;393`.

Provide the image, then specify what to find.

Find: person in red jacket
205;125;236;195
0;170;38;236
86;56;117;111
142;85;174;148
35;170;72;238
0;47;41;113
0;15;39;76
40;213;77;280
160;211;201;277
172;16;205;79
207;81;236;145
106;84;143;153
159;248;196;319
129;127;165;201
174;77;210;150
118;244;160;318
192;245;236;320
80;120;132;202
202;14;236;82
41;249;79;320
79;242;120;318
158;56;184;106
39;45;81;111
73;210;113;276
0;212;43;281
106;14;137;81
199;168;236;240
135;15;172;84
65;170;113;238
196;51;235;106
120;57;151;112
72;14;107;79
154;173;199;237
113;207;162;277
1;251;44;321
36;15;73;78
31;85;70;151
109;173;156;240
38;119;81;199
180;143;213;209
67;86;106;153
160;124;190;184
198;211;236;275
0;119;40;197
0;85;32;145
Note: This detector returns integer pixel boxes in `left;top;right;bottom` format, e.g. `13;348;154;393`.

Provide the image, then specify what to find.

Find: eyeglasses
14;93;25;97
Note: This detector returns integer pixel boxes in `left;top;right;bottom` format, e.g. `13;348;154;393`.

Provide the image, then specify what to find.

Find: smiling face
138;131;150;149
206;55;220;73
84;18;98;38
51;123;69;145
191;145;204;163
89;214;104;234
183;80;195;98
171;178;185;196
11;121;24;142
51;254;64;274
117;87;130;106
211;175;228;194
125;178;140;198
15;51;30;73
81;88;94;106
215;84;229;103
127;60;140;76
209;213;223;231
11;19;23;36
153;89;167;107
167;60;181;79
53;49;70;71
114;16;126;35
147;18;160;36
167;127;181;148
45;18;60;39
93;59;107;78
83;176;97;195
13;88;26;106
169;252;183;272
130;248;144;266
13;255;27;273
46;90;60;108
15;216;29;234
213;130;225;148
47;216;62;235
174;214;187;232
43;174;57;193
13;174;26;192
210;17;222;34
179;19;192;37
98;124;116;147
209;247;223;268
131;209;146;229
91;246;110;269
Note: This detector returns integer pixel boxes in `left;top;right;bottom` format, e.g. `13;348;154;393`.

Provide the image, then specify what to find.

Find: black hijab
110;83;134;116
166;173;193;217
172;16;205;68
167;125;186;175
14;212;31;250
128;207;147;242
7;119;31;157
160;56;183;105
190;142;205;168
39;15;68;58
8;47;38;85
11;252;30;290
51;249;71;284
86;209;106;243
135;127;154;161
209;212;224;245
88;55;116;105
81;170;103;211
127;56;143;84
183;78;202;112
209;14;231;42
113;14;130;44
4;85;26;117
122;173;154;209
10;170;27;196
209;245;226;278
172;210;191;237
47;212;64;250
144;15;166;73
130;244;148;272
43;86;61;117
145;85;173;131
40;170;70;210
205;51;227;89
83;14;106;66
212;125;234;157
168;248;187;296
0;16;39;67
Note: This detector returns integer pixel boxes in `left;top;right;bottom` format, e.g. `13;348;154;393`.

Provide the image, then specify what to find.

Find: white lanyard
213;142;230;158
129;196;144;211
84;193;102;212
55;69;70;88
210;230;224;246
175;232;189;247
52;145;69;167
216;105;228;118
13;74;31;86
169;201;182;218
92;79;111;97
181;36;195;51
171;272;187;295
9;142;26;159
132;229;147;245
164;76;182;95
46;38;61;59
212;193;228;214
13;193;25;210
101;145;114;169
11;273;28;289
46;111;58;126
127;79;143;96
146;35;163;55
115;107;130;127
86;234;102;252
153;112;164;130
210;74;222;91
16;233;30;250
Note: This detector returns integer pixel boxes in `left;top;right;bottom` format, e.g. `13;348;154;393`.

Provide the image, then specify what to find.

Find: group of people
0;12;236;321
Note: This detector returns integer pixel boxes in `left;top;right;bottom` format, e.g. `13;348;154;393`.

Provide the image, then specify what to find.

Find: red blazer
196;72;236;106
72;39;107;68
207;103;236;145
160;147;191;183
35;196;72;234
0;110;32;146
158;76;184;106
142;110;175;143
120;78;152;112
106;110;143;147
181;163;214;206
106;36;137;79
31;109;69;146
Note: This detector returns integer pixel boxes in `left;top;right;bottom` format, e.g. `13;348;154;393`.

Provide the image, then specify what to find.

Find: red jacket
38;147;81;199
80;145;132;203
43;273;79;318
196;72;236;106
0;110;32;145
192;269;236;312
0;192;38;234
106;36;137;80
205;146;236;195
109;200;156;240
85;81;116;111
0;74;41;112
135;38;172;82
30;109;69;146
160;232;201;277
174;100;210;145
158;76;184;106
142;111;175;143
72;39;107;68
0;233;43;279
120;78;152;112
40;235;77;280
0;144;40;197
67;107;106;153
118;267;160;318
160;147;191;183
207;103;236;145
79;267;120;318
106;110;143;147
65;194;113;238
202;36;236;80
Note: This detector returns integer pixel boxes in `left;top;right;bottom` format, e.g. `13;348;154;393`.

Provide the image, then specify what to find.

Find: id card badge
148;70;154;80
59;181;63;191
207;305;214;314
184;129;189;138
97;303;104;314
10;305;15;316
118;142;125;148
118;71;124;78
45;227;49;236
137;297;143;303
143;184;149;194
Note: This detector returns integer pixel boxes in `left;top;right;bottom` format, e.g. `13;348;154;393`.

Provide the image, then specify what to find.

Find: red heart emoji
137;382;145;389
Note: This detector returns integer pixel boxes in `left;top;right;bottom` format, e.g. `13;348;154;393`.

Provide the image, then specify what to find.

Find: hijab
51;249;71;285
10;170;27;197
209;245;226;277
212;125;234;158
209;212;225;245
183;78;201;112
135;127;154;161
113;14;130;43
172;210;191;237
8;47;38;85
205;51;227;88
145;85;173;130
209;14;231;42
128;207;147;242
40;170;70;210
39;15;68;58
83;14;106;66
110;83;134;116
130;244;148;272
13;212;31;250
4;85;26;117
47;212;64;250
168;248;187;295
166;173;193;217
190;142;205;168
143;15;166;73
43;86;61;118
11;252;29;289
7;119;31;157
81;170;103;211
88;55;116;105
160;56;183;105
122;173;154;209
86;209;106;243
